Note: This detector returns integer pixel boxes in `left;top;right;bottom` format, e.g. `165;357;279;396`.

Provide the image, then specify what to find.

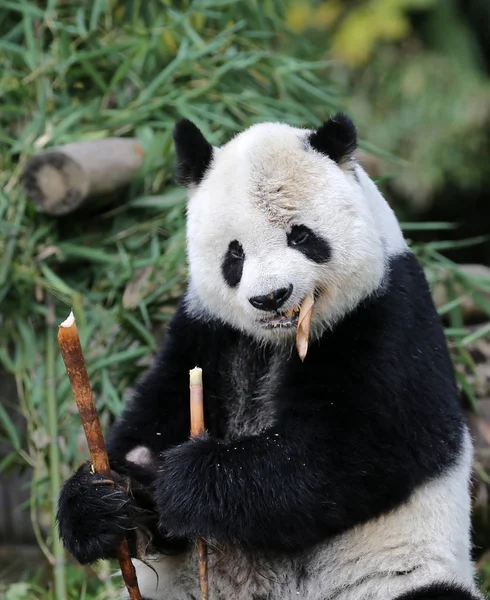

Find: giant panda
57;114;484;600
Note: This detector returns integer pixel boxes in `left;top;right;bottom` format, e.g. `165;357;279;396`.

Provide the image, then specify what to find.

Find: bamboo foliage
1;2;490;599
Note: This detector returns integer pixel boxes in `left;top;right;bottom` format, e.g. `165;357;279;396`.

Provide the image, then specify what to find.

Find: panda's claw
89;477;115;487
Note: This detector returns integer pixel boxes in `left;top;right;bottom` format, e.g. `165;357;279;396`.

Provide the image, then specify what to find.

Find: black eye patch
222;240;245;288
287;225;331;264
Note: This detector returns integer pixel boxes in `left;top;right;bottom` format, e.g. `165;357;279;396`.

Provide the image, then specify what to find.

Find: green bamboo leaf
40;264;78;298
58;243;121;265
122;313;157;350
400;222;457;231
0;1;45;16
461;323;490;347
469;290;490;317
128;189;187;209
0;348;16;373
137;39;191;103
0;450;18;472
0;404;21;451
437;296;463;317
424;235;490;251
89;347;148;371
444;328;468;338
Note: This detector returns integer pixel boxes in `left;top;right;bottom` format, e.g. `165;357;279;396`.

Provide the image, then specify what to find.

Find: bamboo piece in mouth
58;311;142;600
296;293;315;361
189;367;209;600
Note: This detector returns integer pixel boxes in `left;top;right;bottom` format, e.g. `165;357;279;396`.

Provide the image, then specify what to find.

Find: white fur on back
184;122;407;342
123;429;480;600
355;165;407;257
304;427;480;600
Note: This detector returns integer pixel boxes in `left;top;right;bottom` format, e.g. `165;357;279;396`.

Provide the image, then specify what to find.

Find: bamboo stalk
296;292;315;361
46;326;67;600
189;367;209;600
58;311;142;600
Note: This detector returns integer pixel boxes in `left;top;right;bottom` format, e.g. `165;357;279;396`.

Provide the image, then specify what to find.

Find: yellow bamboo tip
189;367;203;387
59;310;75;328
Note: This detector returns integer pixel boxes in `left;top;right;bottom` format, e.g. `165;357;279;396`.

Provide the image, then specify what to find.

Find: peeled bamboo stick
296;292;315;361
58;311;142;600
189;367;209;600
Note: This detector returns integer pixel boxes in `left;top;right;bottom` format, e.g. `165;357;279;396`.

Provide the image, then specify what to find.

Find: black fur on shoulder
308;112;357;164
173;119;213;186
393;582;481;599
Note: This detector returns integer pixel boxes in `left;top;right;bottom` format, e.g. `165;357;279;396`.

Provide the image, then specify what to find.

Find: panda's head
174;115;406;344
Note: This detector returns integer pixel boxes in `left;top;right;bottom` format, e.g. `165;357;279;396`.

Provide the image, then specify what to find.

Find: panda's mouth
259;305;301;329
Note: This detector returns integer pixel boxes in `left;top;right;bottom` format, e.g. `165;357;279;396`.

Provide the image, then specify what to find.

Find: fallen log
22;138;144;215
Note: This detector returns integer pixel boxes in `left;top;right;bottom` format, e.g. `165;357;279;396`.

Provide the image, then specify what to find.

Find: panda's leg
392;582;483;600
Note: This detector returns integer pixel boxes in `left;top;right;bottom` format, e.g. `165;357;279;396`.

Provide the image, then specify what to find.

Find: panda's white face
178;117;406;344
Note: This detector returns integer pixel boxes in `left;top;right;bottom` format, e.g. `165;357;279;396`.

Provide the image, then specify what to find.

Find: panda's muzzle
249;284;293;311
249;285;305;329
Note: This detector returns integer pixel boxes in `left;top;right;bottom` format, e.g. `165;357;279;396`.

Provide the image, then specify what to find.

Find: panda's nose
249;284;293;311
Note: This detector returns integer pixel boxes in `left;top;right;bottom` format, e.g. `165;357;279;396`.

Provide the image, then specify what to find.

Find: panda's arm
154;422;380;552
57;301;218;563
155;377;462;553
105;301;218;483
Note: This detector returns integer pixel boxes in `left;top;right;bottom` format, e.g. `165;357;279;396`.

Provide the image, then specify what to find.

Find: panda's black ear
308;113;357;164
173;119;214;186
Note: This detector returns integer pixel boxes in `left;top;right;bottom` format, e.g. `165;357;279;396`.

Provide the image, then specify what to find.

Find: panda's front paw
57;462;134;564
155;437;224;540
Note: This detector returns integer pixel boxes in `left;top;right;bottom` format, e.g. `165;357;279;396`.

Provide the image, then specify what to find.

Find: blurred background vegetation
1;0;490;598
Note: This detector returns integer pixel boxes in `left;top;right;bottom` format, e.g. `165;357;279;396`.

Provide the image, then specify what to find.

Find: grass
1;1;490;598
